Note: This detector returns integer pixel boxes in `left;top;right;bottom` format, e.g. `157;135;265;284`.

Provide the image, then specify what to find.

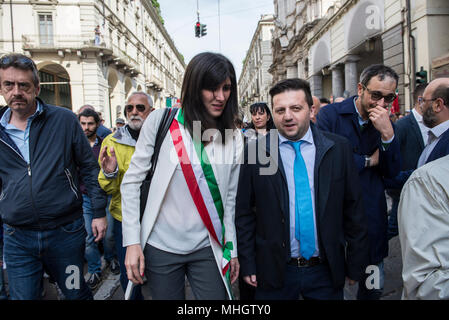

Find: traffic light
416;66;428;85
195;22;201;38
200;24;207;37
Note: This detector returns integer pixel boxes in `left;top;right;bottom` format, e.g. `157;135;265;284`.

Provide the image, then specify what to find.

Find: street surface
2;195;403;300
107;235;403;300
2;234;402;300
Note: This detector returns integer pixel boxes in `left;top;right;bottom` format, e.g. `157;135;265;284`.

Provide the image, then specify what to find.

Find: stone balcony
22;34;142;77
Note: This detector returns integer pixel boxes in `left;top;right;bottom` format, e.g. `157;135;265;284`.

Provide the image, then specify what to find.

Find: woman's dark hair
247;102;275;130
180;52;238;142
234;116;244;129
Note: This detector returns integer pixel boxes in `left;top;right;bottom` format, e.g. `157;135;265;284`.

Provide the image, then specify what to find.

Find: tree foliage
151;0;165;25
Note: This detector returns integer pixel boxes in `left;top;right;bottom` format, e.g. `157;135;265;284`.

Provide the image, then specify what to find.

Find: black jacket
395;111;425;171
426;127;449;164
384;111;425;191
0;99;106;229
316;97;401;264
235;124;370;290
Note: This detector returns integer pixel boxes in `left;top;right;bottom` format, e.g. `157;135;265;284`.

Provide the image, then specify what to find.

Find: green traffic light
201;24;207;37
416;67;428;84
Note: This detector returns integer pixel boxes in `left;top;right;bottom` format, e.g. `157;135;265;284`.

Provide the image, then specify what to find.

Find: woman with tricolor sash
120;52;243;300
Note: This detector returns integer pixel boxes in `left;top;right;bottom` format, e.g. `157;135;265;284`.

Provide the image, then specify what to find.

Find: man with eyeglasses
398;78;449;300
316;64;401;300
98;91;153;300
0;53;107;300
415;77;449;167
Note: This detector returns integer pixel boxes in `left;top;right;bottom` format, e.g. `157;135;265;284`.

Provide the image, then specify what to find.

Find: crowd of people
0;52;449;300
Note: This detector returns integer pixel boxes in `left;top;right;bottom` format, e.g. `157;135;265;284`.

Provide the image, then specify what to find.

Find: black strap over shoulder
148;107;178;180
139;107;178;220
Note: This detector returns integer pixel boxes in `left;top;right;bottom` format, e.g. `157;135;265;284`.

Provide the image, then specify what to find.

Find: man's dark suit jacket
316;96;401;264
396;111;425;170
386;115;449;189
426;127;449;163
235;124;369;290
384;111;425;190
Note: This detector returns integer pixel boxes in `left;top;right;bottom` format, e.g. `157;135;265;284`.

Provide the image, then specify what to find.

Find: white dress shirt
411;108;429;145
147;162;210;254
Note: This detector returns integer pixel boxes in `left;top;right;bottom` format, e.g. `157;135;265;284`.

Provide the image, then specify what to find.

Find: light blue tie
287;140;315;260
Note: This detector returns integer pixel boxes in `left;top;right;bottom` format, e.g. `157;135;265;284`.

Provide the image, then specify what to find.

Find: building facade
270;0;449;112
238;14;275;120
0;0;185;128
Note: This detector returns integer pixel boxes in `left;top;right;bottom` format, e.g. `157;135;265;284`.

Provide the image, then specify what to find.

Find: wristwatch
364;156;371;168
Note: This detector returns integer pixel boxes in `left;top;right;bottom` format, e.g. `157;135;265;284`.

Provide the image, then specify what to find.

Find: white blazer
120;108;244;299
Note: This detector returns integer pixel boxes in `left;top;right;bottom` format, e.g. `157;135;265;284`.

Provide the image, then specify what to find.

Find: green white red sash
169;110;233;281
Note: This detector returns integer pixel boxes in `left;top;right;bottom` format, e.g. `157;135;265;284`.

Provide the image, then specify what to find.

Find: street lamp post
102;0;106;27
218;0;221;52
10;0;15;52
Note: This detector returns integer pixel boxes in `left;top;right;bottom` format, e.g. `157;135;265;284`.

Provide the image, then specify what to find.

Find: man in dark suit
385;83;428;240
416;77;449;167
316;64;401;300
235;78;369;300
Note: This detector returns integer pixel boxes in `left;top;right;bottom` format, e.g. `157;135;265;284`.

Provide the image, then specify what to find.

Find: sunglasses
125;104;146;113
362;85;396;103
0;56;35;68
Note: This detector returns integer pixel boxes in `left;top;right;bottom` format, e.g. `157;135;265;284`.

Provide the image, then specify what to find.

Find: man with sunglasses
98;91;153;300
316;64;401;300
0;53;107;300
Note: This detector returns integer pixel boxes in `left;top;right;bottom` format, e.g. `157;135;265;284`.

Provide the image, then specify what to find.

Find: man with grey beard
98;91;153;300
416;77;449;167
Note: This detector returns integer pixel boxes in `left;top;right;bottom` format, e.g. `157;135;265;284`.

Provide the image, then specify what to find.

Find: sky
159;0;275;80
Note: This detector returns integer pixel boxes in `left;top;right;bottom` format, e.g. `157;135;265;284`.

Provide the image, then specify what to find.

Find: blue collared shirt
93;137;100;147
0;101;43;163
353;97;369;127
278;128;319;258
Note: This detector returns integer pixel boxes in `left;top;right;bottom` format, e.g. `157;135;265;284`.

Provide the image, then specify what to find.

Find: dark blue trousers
255;263;343;300
3;217;92;300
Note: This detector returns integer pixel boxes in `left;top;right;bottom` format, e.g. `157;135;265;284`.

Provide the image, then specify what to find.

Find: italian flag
169;110;233;281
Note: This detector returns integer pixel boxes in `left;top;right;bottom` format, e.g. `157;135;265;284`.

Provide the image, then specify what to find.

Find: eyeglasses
125;104;146;113
362;85;397;103
418;97;437;105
